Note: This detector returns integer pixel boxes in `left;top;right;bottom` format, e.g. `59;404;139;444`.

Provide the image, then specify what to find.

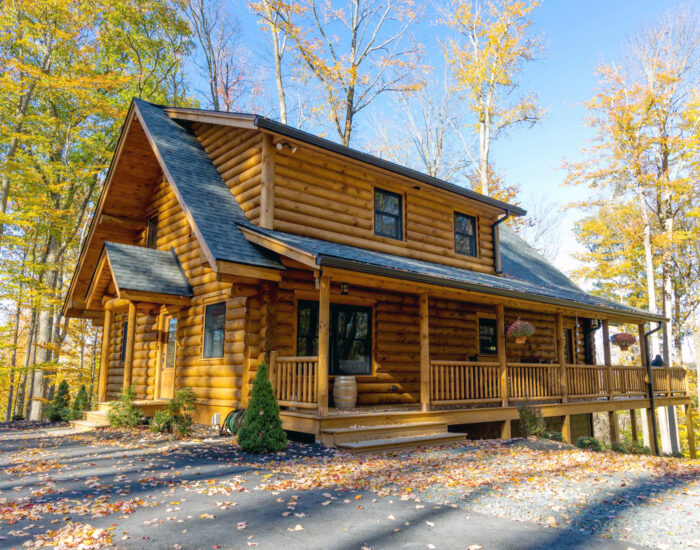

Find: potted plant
610;332;636;351
507;319;536;344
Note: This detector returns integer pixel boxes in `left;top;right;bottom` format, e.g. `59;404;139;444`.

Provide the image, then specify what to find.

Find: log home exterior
65;99;694;454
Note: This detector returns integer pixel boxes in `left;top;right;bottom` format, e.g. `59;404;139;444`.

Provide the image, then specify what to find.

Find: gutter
644;322;662;456
492;210;511;274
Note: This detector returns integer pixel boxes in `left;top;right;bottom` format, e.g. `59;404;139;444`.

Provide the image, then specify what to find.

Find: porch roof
99;242;192;297
242;226;665;322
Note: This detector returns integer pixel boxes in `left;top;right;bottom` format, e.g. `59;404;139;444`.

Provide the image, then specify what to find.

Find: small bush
238;361;287;453
628;442;651;455
12;414;24;421
72;385;89;414
518;405;545;437
542;430;563;442
576;436;602;451
149;409;173;433
108;386;142;428
47;380;73;422
148;388;196;437
169;388;196;437
611;441;628;454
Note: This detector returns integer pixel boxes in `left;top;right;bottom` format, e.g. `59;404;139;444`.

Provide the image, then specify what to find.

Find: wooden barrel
333;376;357;409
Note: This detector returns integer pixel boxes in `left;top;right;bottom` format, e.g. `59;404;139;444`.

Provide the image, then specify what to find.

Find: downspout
644;322;662;456
493;210;511;275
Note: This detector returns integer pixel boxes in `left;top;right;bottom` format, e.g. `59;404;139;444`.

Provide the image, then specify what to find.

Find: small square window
203;302;226;358
374;188;403;240
454;212;477;257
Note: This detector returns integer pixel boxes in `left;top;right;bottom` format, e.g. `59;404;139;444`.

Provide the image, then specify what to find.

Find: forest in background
0;0;697;439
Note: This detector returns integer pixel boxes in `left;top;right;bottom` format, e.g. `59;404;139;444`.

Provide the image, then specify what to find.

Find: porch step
69;419;105;433
82;410;110;426
336;432;467;453
96;402;112;413
320;422;448;445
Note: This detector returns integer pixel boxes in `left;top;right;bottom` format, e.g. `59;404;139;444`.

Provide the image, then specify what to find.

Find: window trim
202;301;226;359
373;187;404;241
454;211;478;257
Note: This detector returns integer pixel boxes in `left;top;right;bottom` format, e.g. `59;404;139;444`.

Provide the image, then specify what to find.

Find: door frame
155;311;178;400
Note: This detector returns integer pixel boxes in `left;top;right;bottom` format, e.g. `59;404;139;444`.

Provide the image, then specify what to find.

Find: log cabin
64;99;695;454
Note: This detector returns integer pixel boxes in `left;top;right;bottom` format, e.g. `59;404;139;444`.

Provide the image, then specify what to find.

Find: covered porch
263;268;693;453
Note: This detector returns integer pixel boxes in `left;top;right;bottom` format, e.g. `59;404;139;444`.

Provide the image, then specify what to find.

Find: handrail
430;360;501;405
507;362;561;400
270;354;319;409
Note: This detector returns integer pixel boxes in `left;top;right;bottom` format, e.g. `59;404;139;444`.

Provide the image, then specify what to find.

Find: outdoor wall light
275;141;297;154
340;283;349;295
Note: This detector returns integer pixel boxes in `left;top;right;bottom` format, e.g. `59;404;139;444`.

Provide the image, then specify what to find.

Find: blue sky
220;0;687;273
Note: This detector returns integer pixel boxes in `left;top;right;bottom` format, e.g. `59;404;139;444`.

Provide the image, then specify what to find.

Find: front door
159;315;177;399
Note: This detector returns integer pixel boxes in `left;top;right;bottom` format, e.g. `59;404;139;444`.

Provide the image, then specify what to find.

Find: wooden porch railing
611;365;647;397
567;364;607;398
507;363;562;400
430;361;501;405
269;355;318;409
669;368;687;395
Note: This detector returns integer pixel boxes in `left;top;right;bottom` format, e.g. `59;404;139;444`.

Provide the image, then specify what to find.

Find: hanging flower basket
610;332;636;351
507;319;536;344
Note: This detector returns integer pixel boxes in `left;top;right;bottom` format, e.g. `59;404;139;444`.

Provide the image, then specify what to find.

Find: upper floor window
203;302;225;358
146;215;159;249
374;188;403;240
454;212;477;257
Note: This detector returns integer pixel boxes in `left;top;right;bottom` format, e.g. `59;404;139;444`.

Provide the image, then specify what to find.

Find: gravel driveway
0;424;697;549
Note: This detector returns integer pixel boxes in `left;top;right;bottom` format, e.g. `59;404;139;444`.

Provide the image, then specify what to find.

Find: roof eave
318;256;667;323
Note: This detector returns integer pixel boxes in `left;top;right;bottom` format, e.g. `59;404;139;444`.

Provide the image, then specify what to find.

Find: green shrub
108;386;142;428
148;388;196;437
72;384;89;414
542;430;563;442
47;380;73;422
11;414;24;421
576;436;602;451
628;442;651;455
518;405;545;437
169;387;196;437
611;441;628;454
149;409;173;433
237;361;287;453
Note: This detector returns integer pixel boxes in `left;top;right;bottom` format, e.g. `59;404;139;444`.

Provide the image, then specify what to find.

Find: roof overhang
240;225;666;324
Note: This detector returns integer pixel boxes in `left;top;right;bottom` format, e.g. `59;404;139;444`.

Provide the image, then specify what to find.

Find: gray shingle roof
104;242;192;296
243;226;662;321
133;99;282;270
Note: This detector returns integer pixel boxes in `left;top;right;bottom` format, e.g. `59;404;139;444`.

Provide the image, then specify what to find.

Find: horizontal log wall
192;123;262;225
190;122;502;274
273;145;499;274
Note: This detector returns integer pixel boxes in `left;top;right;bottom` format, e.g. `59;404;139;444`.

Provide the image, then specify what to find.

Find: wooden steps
320;421;466;452
69;410;109;432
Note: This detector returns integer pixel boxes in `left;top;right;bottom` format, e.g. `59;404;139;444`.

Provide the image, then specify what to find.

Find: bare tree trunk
14;307;37;418
637;187;659;356
5;301;23;420
694;308;700;404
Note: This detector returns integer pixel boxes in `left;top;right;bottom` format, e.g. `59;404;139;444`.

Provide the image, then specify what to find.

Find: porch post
555;312;567;404
496;304;508;407
317;274;330;416
602;320;613;399
97;309;112;403
419;293;430;412
685;404;697;459
629;410;638;442
608;411;619;445
122;302;137;389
